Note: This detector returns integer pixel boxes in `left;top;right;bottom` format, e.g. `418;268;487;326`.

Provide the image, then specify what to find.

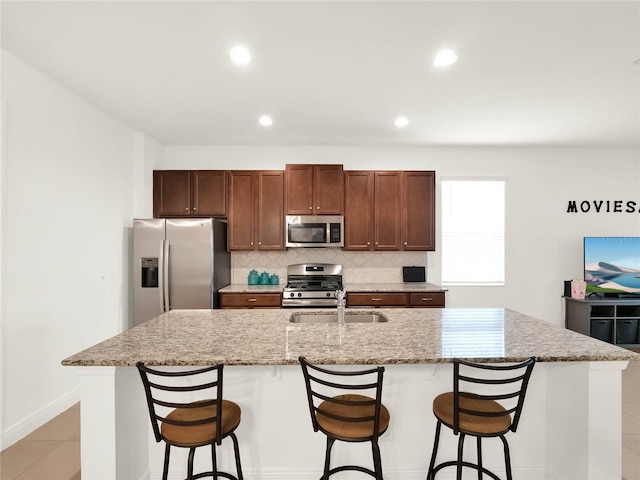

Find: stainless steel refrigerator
133;218;230;326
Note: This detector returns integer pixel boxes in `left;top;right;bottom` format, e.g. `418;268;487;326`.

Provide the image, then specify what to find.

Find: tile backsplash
231;250;429;284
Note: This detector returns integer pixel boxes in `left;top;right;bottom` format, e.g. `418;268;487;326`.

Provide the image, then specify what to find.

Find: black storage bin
616;319;639;345
590;319;613;343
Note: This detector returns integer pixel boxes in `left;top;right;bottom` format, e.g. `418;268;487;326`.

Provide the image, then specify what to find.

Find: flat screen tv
584;236;640;297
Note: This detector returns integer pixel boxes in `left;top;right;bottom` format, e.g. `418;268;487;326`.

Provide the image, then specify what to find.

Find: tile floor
1;361;639;480
0;403;80;480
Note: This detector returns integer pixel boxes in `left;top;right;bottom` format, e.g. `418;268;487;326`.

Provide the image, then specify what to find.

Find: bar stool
426;357;536;480
299;356;390;480
136;362;243;480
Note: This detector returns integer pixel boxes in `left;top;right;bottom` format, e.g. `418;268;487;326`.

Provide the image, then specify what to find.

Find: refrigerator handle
158;240;166;313
163;240;171;312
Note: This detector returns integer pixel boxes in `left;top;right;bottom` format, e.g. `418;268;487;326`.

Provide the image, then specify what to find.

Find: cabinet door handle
309;206;312;210
404;241;407;245
371;298;383;301
185;207;189;211
193;207;197;211
248;298;257;302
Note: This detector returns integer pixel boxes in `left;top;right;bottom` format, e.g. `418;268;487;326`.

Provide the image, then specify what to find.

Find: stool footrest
192;471;240;480
430;460;501;480
325;464;378;479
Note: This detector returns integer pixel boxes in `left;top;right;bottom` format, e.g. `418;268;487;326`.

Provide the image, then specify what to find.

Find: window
441;179;505;286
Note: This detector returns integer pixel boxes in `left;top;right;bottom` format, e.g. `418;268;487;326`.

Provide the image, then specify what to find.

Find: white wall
0;51;637;450
164;145;640;326
0;51;159;448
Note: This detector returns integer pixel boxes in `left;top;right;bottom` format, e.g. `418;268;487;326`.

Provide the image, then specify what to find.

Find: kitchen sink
289;312;388;324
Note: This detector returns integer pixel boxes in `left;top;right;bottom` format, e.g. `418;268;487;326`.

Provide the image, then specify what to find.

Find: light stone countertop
219;282;446;293
219;284;283;293
62;307;639;367
343;282;446;292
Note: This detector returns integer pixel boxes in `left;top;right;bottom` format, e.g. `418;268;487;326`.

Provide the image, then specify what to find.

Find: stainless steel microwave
285;215;344;248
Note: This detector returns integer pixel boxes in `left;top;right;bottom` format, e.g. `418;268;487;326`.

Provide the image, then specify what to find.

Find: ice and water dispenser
141;257;159;288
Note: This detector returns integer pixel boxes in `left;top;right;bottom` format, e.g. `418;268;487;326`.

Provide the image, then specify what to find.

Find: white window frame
441;177;506;286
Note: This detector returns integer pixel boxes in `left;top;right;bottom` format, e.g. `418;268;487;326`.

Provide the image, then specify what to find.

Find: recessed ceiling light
230;46;251;65
434;49;458;67
395;116;409;128
259;115;273;127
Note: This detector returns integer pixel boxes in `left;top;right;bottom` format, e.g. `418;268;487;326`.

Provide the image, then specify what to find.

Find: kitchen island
63;308;638;480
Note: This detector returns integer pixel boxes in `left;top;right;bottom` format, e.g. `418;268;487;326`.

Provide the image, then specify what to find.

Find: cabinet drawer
220;293;281;308
408;292;445;308
347;293;407;307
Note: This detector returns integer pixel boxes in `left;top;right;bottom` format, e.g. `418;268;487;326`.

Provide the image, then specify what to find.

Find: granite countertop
343;282;446;292
219;282;446;293
62;308;639;367
219;284;283;293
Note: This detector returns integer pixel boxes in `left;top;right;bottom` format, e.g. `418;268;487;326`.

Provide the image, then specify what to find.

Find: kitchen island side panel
76;362;627;479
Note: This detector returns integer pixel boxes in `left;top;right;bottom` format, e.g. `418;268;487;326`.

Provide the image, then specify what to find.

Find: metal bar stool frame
299;356;390;480
427;357;536;480
137;362;243;480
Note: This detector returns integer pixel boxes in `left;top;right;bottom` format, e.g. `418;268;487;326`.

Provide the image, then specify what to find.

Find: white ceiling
2;0;639;147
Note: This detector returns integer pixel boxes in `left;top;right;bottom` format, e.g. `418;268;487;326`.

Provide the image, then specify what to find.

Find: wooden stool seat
432;392;511;436
317;394;390;441
162;399;242;447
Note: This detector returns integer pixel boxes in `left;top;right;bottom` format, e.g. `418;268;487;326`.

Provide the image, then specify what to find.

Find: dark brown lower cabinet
347;291;445;308
220;293;282;308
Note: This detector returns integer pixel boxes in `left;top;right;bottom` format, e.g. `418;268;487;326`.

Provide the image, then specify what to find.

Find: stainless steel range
282;263;343;307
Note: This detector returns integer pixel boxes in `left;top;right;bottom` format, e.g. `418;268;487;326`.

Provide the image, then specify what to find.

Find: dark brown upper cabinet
227;170;284;251
256;171;285;250
344;170;435;251
402;171;435;251
227;171;256;250
344;171;374;250
373;171;403;250
285;164;344;215
153;170;226;218
344;171;401;251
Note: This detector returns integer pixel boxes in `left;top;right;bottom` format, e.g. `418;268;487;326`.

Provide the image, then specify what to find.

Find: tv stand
565;296;640;348
604;292;640;299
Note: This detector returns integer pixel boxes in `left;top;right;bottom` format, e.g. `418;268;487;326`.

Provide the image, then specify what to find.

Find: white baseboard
1;387;80;451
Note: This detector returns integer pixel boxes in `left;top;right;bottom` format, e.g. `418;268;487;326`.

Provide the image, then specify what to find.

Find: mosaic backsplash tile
231;250;429;284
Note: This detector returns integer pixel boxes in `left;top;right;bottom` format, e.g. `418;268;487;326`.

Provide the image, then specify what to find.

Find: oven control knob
297;292;302;297
326;292;331;297
289;293;295;298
